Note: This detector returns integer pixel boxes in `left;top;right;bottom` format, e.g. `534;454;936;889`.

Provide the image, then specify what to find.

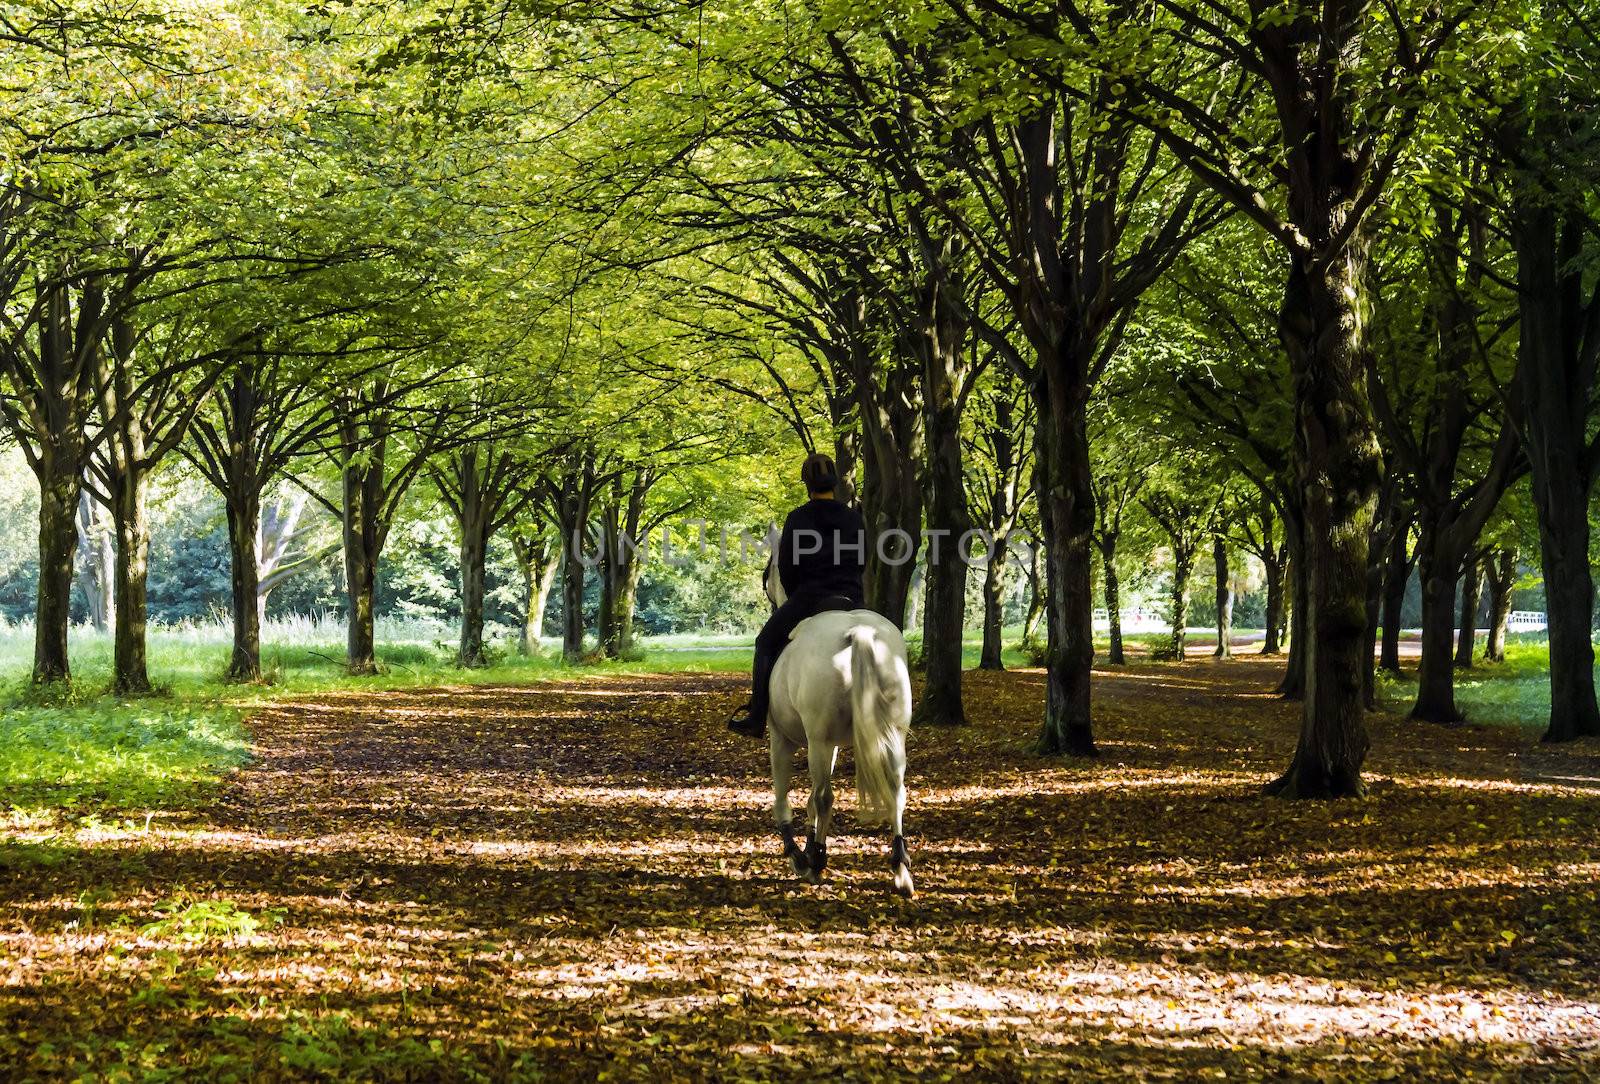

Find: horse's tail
848;624;910;826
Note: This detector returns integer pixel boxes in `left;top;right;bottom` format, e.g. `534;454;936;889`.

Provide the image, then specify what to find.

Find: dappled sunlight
4;663;1599;1076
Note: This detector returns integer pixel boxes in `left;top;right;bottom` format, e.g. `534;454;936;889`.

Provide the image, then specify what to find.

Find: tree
1368;191;1524;723
850;4;1223;753
88;304;230;693
300;364;481;674
1145;240;1306;693
1455;557;1487;669
1;274;128;683
0;3;194;683
1212;536;1234;660
1087;403;1155;665
1481;547;1517;663
511;526;562;655
1489;23;1600;740
433;441;544;668
1141;485;1216;660
1377;512;1416;675
966;365;1033;670
1234;494;1289;657
1104;0;1470;796
543;447;601;664
188;351;397;681
74;491;115;633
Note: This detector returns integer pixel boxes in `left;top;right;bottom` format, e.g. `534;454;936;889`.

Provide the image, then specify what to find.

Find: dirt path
4;660;1600;1079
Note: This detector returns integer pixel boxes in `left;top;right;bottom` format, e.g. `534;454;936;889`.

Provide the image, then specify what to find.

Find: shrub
1148;640;1182;662
1017;637;1049;667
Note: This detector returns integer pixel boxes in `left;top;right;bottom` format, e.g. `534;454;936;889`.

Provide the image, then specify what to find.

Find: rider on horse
728;452;867;738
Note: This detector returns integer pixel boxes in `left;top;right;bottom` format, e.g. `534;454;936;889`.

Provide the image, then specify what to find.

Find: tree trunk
458;522;490;668
1362;520;1385;711
915;526;969;726
76;492;115;633
1100;538;1125;665
1535;498;1599;741
1212;536;1232;660
33;456;83;684
1379;517;1409;674
515;535;560;655
560;548;587;663
912;296;971;727
1022;541;1045;644
597;503;620;658
596;496;648;659
1483;549;1515;662
1455;562;1484;670
1261;550;1284;656
225;482;264;682
1265;252;1382;800
1276;506;1308;697
15;281;103;686
1410;517;1464;723
109;465;153;695
1033;380;1096;756
978;386;1021;671
1361;486;1401;710
256;493;321;628
903;562;925;634
856;343;923;628
442;445;511;671
344;539;378;674
832;421;861;509
342;458;382;676
861;447;922;627
1515;208;1600;742
979;537;1008;670
617;552;644;654
1168;555;1190;660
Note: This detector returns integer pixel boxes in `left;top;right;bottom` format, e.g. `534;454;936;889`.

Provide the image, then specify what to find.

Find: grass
1377;636;1556;731
0;695;248;814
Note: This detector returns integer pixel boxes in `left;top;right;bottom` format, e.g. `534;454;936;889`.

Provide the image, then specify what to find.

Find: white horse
763;561;915;897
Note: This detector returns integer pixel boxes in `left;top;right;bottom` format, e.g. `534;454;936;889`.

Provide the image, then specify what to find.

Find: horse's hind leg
803;740;837;885
887;743;914;899
770;733;806;876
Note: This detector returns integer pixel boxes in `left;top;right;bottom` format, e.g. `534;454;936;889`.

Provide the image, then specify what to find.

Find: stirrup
727;704;765;738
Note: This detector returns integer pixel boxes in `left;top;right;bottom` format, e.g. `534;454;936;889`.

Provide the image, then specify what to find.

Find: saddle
784;593;862;639
810;593;861;615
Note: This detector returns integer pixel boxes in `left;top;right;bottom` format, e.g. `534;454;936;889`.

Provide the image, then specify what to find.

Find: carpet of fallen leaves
4;655;1600;1081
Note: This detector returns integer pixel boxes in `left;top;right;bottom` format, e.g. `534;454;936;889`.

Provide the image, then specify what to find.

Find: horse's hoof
805;868;824;886
790;853;809;878
892;866;915;899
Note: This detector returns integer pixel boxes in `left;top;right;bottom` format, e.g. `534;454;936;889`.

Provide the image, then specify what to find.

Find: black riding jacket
777;498;867;602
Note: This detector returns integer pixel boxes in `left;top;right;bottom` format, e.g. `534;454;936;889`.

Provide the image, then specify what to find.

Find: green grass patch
139;896;286;943
0;692;247;814
1439;638;1553;730
1377;635;1554;730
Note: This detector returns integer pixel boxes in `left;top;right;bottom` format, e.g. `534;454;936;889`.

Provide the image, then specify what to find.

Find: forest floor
3;655;1599;1080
